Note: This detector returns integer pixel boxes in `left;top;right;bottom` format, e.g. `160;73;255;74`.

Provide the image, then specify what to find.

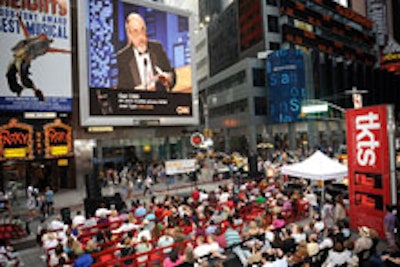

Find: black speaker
248;155;258;178
85;173;101;199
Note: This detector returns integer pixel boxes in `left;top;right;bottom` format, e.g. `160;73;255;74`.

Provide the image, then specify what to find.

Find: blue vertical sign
266;49;306;123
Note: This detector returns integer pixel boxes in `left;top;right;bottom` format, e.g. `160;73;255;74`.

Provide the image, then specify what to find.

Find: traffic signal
190;132;204;147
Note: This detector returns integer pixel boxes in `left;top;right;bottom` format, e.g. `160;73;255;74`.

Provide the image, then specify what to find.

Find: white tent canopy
280;150;348;180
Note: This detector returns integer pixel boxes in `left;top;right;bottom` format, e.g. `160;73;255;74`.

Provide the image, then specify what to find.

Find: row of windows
266;0;278;6
268;15;280;33
208;96;267;119
207;70;246;95
209;99;248;117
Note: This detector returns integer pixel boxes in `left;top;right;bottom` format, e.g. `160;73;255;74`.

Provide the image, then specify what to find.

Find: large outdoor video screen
78;0;198;126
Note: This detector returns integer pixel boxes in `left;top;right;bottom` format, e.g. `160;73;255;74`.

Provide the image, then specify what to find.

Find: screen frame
78;0;199;126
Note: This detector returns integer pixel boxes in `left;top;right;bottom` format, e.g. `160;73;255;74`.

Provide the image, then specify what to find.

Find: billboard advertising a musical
266;49;306;123
0;1;72;112
346;105;392;237
78;0;198;126
0;117;73;161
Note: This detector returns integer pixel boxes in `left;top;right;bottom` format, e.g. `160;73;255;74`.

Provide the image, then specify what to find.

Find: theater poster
346;105;396;237
0;1;72;112
78;0;198;126
0;117;73;161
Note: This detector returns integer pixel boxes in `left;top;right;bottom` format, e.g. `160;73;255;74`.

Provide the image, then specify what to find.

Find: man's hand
155;66;172;89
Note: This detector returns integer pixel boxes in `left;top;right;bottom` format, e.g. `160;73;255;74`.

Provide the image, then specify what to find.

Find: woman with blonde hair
136;235;152;265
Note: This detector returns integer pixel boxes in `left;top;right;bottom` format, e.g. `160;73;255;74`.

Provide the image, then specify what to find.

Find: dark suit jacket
116;41;176;92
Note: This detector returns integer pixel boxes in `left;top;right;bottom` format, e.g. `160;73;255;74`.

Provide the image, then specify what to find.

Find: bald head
125;13;148;53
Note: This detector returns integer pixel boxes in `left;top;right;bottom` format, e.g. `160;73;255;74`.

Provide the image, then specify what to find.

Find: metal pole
387;105;397;205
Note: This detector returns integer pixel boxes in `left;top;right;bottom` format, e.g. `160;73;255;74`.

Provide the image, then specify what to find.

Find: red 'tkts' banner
346;105;392;237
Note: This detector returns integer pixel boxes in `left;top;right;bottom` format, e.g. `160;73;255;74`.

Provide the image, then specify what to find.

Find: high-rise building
198;0;399;153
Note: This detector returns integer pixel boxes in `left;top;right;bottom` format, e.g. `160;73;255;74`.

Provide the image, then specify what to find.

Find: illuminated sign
380;38;400;75
43;118;73;158
266;49;306;123
346;105;392;237
282;24;376;65
280;0;375;47
78;0;198;126
0;118;34;160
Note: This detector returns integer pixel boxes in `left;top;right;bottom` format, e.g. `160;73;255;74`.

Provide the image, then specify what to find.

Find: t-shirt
224;228;241;247
163;256;184;267
193;244;212;259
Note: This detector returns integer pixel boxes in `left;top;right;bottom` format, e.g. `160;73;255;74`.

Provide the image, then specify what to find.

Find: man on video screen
116;12;176;92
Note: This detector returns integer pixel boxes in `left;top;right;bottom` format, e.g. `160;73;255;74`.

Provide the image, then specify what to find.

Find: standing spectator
384;205;399;253
304;188;318;216
334;195;346;224
45;186;54;216
26;185;38;219
321;199;335;229
143;175;153;196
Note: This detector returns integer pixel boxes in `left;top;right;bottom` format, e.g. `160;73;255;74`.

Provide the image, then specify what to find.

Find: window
252;68;265;87
254;97;267;115
268;15;279;33
266;0;277;6
269;42;280;50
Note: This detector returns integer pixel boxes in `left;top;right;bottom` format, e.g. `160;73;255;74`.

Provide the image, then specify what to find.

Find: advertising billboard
0;1;72;112
346;105;392;237
266;49;306;123
0;116;73;161
78;0;198;126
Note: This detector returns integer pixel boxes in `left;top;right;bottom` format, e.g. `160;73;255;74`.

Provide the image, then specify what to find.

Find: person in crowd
289;240;308;265
73;245;93;267
135;235;152;266
163;248;184;267
384;204;399;253
94;203;111;219
143;175;153;196
158;228;175;254
322;239;352;267
0;239;21;267
72;210;86;228
45;186;55;216
304;187;319;216
321;199;335;229
334;195;347;224
354;226;374;254
306;233;320;257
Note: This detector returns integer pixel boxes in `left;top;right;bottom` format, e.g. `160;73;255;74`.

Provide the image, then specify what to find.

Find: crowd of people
32;167;399;267
1;150;399;267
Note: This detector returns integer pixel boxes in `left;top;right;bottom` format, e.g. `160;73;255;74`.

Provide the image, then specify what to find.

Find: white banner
165;159;196;175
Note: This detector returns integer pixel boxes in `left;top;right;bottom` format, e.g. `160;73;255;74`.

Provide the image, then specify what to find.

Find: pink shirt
163;255;184;267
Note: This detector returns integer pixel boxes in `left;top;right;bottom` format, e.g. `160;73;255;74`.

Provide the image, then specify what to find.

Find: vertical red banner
346;105;391;237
